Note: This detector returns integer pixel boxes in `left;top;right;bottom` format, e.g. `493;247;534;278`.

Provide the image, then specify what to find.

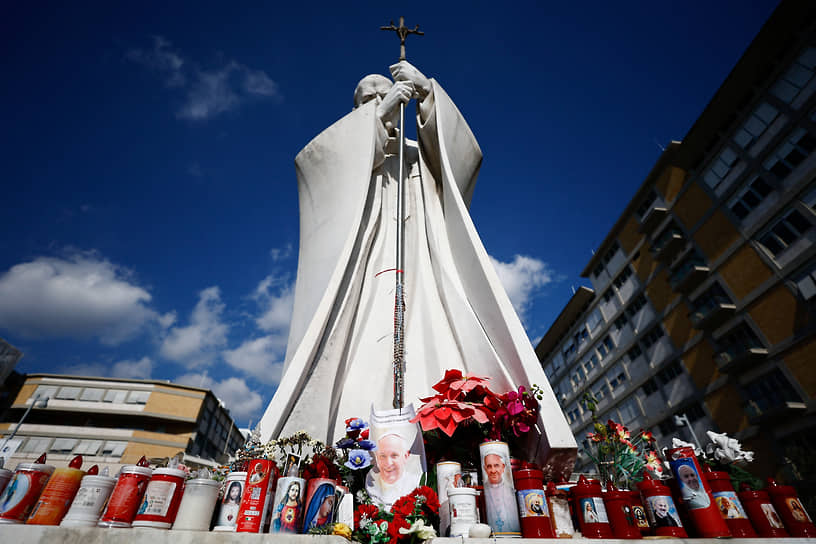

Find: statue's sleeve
285;103;380;367
417;79;482;207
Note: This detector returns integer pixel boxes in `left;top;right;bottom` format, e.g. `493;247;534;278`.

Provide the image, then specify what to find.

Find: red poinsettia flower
391;496;417;518
361;428;370;440
432;369;492;400
354;504;381;527
411;397;485;437
387;515;411;544
587;432;602;443
410;486;440;515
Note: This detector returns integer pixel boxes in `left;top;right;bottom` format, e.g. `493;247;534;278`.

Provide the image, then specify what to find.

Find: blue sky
0;1;779;426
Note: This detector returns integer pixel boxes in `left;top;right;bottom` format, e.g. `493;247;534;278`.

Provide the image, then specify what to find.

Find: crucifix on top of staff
380;16;423;411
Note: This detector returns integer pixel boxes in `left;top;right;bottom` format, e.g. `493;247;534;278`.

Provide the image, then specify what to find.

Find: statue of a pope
259;61;575;471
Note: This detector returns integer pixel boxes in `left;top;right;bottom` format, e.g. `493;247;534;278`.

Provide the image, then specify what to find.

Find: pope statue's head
353;74;393;109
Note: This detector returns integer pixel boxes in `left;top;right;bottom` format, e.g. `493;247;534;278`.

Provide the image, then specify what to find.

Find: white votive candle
171;478;220;531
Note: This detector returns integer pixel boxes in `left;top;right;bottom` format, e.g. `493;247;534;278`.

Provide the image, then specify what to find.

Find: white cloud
63;356;154;380
269;244;293;262
489;254;555;319
126;36;186;87
176;373;264;423
253;275;294;333
127;36;281;121
223;336;285;385
160;286;228;366
0;253;157;344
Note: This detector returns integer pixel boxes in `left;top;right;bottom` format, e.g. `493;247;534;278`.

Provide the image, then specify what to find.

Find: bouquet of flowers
411;369;542;467
581;392;662;487
335;417;376;497
353;486;439;544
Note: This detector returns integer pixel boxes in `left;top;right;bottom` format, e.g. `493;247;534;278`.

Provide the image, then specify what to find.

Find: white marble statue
258;61;575;473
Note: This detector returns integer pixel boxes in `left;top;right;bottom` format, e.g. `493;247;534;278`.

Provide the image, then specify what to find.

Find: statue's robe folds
259;80;576;476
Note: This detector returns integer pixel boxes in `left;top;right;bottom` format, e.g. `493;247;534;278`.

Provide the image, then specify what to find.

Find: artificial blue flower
345;418;367;431
335;437;355;449
357;439;376;451
345;449;372;470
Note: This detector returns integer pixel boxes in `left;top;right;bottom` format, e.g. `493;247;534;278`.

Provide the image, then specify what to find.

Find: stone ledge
1;527;816;543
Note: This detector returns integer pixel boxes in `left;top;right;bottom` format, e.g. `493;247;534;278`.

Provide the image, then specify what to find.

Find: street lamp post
673;413;702;450
0;393;49;456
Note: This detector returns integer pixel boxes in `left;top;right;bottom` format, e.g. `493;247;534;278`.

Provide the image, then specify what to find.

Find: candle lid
15;462;55;474
152;467;186;478
120;464;153;476
448;487;478;497
185;478;220;487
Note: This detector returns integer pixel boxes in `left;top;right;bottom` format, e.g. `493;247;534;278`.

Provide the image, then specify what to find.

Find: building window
703;146;739;190
626;344;643;362
658;418;676;435
770;46;816;104
571;367;586;389
50;438;78;454
744;368;802;418
641;326;665;350
758;208;813;256
563;341;577;360
729;175;774;221
602;289;616;304
762;127;816;181
54;387;81;400
642;378;659;396
574;326;589;346
103;389;128;403
795;262;816;300
101;441;128;457
33;385;58;400
586;308;604;331
717;323;764;357
657;361;683;385
686;403;706;422
592;380;609;401
625;294;647;319
79;388;105;402
690;283;734;320
612;266;633;289
607;364;627;391
734;102;779;150
617;396;642;424
614;314;628;331
597;335;614;358
584;354;599;374
74;439;103;455
567;406;581;424
636;190;659;219
22;437;52;453
551;352;565;373
126;390;151;405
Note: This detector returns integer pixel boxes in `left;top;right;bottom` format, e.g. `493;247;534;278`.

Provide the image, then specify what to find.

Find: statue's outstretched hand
390;61;431;99
376;80;414;123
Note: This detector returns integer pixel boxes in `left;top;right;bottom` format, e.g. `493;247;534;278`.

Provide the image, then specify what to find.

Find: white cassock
259;79;575;474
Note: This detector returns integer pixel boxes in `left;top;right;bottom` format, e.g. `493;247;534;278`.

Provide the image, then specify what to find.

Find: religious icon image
272;477;305;533
761;502;785;528
460;470;478;487
521;491;547;516
787;497;811;522
673;459;710;509
283;454;301;478
646;495;682;528
302;481;337;531
365;406;425;510
248;463;266;484
218;480;243;524
256;17;575;474
715;493;745;519
479;441;520;536
581;498;600;523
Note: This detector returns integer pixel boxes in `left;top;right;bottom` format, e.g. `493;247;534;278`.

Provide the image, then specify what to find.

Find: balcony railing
669;258;710;294
638;206;669;235
715;346;768;372
746;400;806;422
652;227;686;262
689;296;736;330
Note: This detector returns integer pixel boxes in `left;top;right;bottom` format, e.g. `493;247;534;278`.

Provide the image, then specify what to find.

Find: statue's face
354;75;392;108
